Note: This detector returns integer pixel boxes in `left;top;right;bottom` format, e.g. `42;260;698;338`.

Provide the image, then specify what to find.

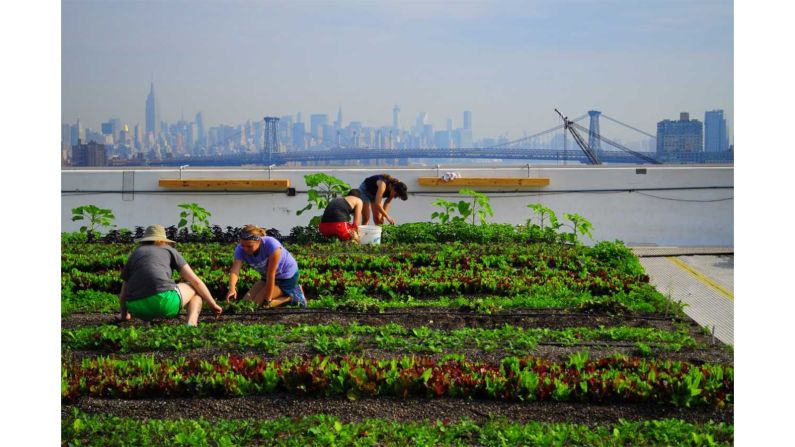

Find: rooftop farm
62;204;733;446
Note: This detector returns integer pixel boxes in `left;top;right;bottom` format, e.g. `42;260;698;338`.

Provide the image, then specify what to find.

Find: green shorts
127;288;182;320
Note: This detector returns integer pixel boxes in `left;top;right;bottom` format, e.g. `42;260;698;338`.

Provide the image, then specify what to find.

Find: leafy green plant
563;212;594;242
459;188;493;225
71;204;116;238
296;173;351;226
430;189;492;225
62;411;735;447
635;342;653;357
430;198;467;224
177;203;212;234
526;203;560;231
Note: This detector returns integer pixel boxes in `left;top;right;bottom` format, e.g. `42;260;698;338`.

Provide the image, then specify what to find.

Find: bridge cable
570;122;661;164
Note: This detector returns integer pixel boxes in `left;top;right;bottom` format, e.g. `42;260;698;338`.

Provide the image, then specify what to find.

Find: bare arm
352;198;363;227
262;248;282;302
372;181;394;224
118;281;129;321
226;259;244;301
179;264;220;308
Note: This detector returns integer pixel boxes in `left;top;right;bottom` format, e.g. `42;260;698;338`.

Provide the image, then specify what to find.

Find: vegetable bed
61;237;733;446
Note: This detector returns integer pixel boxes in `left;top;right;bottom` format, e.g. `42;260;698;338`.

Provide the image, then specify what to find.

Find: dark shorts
276;271;306;307
319;221;356;241
358;182;376;203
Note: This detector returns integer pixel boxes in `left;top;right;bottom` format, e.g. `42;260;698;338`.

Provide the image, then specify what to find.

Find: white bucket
358;225;382;245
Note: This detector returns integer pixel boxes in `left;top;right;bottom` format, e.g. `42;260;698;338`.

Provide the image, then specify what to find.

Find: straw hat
134;224;175;244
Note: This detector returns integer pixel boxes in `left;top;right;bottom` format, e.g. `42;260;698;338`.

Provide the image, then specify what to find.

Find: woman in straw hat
225;224;307;308
118;224;223;326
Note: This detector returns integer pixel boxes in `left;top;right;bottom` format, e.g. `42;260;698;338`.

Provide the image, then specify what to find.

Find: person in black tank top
319;189;364;242
357;174;408;226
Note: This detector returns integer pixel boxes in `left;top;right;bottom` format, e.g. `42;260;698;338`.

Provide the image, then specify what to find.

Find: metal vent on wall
122;171;135;201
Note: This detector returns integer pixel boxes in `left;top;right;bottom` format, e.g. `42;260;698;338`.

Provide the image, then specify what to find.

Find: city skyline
62;0;733;142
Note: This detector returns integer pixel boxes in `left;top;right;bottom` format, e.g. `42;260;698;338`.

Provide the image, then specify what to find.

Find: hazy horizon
62;0;733;143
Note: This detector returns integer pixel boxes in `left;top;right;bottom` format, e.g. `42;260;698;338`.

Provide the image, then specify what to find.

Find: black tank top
321;197;354;223
363;175;392;199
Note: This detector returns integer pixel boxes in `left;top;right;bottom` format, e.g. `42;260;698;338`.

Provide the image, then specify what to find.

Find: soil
61;308;733;430
62;308;693;332
63;395;733;426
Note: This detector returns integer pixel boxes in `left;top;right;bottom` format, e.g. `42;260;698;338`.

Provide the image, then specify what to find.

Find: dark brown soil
63;395;733;426
62;308;693;332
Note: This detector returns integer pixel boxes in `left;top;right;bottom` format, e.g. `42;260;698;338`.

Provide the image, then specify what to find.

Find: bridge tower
264;116;280;163
588;110;602;155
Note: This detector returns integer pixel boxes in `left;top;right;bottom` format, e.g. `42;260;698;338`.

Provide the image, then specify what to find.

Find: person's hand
114;313;131;324
387;216;396;225
225;288;237;302
211;302;224;319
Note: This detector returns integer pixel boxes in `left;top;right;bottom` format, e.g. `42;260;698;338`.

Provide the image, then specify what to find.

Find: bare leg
177;283;203;326
185;296;202;326
242;280;267;302
362;202;371;225
250;282;289;307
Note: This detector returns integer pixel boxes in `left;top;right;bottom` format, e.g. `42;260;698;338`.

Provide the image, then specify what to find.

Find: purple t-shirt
234;236;298;279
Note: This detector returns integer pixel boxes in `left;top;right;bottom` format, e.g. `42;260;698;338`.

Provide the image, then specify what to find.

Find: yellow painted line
666;257;734;301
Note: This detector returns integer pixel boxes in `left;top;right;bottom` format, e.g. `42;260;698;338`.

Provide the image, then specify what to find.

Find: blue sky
62;0;733;143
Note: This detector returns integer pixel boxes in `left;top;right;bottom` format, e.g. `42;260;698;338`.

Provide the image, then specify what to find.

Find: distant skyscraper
704;110;729;152
446;118;453;132
72;140;107;167
62;123;71;146
292;122;306;150
310;114;329;141
101;118;121;143
195;112;205;146
656;112;703;155
335;107;343;129
134;124;144;151
463;111;472;130
422;123;433;148
70;118;83;146
145;81;159;139
415;112;428;138
393;105;400;130
459;129;473;148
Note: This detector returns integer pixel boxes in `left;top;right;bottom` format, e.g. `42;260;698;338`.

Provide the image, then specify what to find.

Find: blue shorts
276;271;306;307
358;182;376;204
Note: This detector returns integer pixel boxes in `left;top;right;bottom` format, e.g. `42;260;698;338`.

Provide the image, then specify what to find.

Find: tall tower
393;105;400;130
195;112;205;146
264;117;280;161
587;110;602;153
335;107;343;129
145;81;159;140
463;110;472;130
704;109;728;152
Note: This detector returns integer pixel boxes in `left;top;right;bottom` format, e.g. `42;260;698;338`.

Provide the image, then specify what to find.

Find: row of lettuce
62;322;698;356
63;411;733;447
62;240;675;315
64;220;591;246
62;353;732;409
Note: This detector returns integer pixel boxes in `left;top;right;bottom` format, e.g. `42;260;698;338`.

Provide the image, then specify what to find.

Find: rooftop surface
632;247;733;344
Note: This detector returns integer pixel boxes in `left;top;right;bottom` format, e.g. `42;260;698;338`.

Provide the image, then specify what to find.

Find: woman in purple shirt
225;224;307;308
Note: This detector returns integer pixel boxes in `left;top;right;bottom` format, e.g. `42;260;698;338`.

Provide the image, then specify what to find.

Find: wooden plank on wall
417;177;550;187
158;179;290;190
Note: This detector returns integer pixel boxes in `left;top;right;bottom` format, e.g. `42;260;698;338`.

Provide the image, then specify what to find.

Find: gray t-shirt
121;244;188;301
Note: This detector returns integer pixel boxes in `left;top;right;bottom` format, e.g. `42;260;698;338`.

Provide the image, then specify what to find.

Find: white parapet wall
61;164;733;247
